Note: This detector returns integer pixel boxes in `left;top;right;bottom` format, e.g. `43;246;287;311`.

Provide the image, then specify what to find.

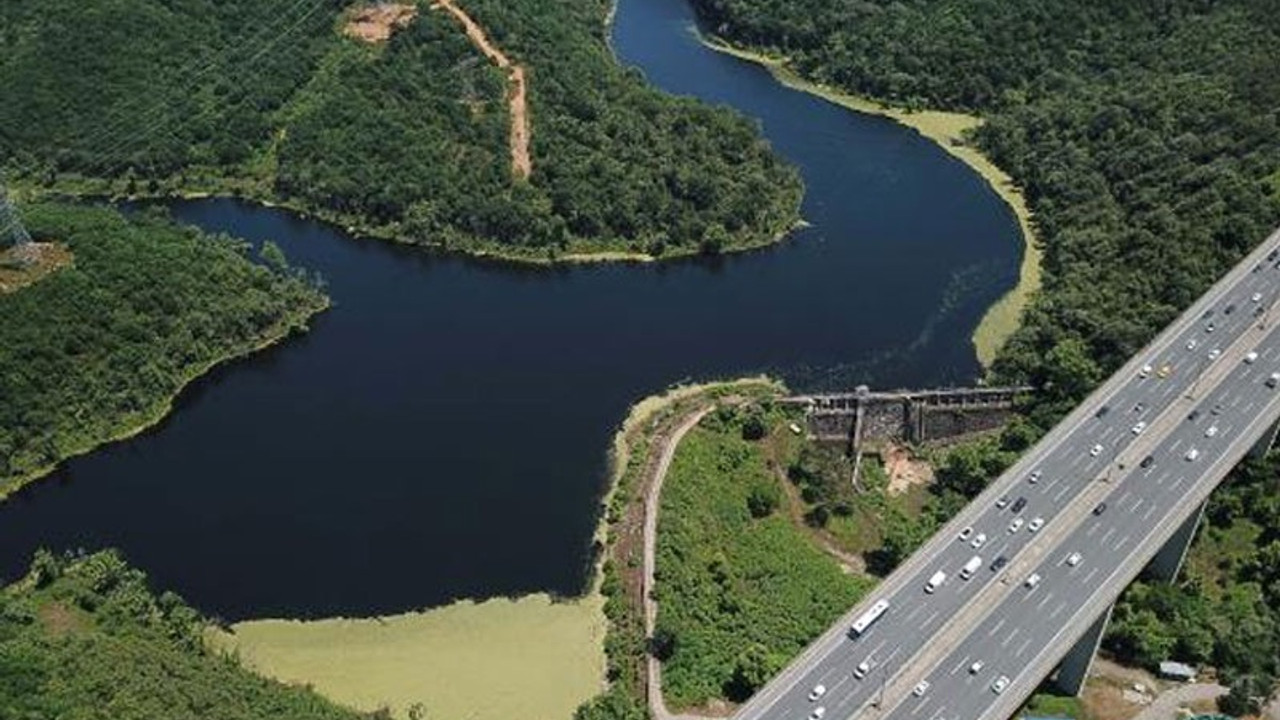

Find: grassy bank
0;202;328;499
701;37;1041;369
209;594;608;720
654;401;875;709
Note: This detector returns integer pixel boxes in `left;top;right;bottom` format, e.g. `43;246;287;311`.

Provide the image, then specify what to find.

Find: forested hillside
0;550;372;719
0;0;802;260
0;202;326;493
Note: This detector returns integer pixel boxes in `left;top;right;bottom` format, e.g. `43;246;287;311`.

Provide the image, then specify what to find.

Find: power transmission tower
0;185;32;249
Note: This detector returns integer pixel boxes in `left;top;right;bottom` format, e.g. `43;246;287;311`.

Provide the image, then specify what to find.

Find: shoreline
700;36;1041;369
0;296;329;501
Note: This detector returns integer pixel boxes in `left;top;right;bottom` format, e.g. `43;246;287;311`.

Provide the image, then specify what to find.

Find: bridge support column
1147;500;1207;582
1055;603;1113;696
1248;418;1280;459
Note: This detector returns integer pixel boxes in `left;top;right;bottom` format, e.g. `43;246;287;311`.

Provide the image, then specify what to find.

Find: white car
1139;363;1153;378
1252;292;1263;303
1208;348;1222;360
809;708;826;720
1131;421;1147;435
1246;351;1259;364
1066;552;1082;567
853;661;870;679
958;526;974;542
1205;425;1219;438
996;496;1010;509
1008;518;1024;533
971;533;988;549
808;684;827;701
1186;338;1198;350
1025;573;1042;589
969;660;985;675
1090;444;1103;457
1028;470;1042;484
992;676;1011;694
1185;448;1201;462
1028;517;1045;532
912;680;930;698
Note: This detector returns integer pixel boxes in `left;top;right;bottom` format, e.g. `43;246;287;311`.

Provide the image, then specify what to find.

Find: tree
746;481;781;518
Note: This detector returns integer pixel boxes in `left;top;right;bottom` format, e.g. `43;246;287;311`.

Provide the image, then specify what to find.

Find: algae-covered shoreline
699;36;1041;369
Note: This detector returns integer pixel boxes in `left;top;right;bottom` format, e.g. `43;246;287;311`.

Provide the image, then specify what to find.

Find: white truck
959;555;983;580
925;570;947;593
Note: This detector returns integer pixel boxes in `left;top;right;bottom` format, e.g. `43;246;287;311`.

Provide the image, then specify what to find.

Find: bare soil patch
0;242;73;294
344;3;418;44
432;0;532;179
883;443;934;496
37;602;87;638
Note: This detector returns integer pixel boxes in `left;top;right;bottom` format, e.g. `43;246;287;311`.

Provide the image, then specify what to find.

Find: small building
1159;661;1197;682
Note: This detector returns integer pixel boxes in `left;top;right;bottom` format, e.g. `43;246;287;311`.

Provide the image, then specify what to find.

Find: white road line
987;618;1007;638
1083;567;1100;585
911;696;931;717
1115;534;1130;551
1050;601;1067;620
1015;636;1034;658
1036;593;1053;611
1054;483;1072;503
1131;498;1144;513
1118;490;1132;505
1001;627;1021;649
1087;523;1100;537
1143;505;1157;521
905;604;924;624
949;656;969;677
1101;527;1116;544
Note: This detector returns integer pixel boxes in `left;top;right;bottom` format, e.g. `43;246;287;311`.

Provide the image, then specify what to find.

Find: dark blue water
0;0;1020;619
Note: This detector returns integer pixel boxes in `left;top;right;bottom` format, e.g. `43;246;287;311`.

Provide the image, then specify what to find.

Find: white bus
849;599;890;636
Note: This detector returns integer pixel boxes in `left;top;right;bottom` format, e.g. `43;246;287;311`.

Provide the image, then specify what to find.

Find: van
959;556;983;580
925;571;947;593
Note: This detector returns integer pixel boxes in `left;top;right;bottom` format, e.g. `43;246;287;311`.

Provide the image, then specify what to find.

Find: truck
925;570;947;593
959;555;983;580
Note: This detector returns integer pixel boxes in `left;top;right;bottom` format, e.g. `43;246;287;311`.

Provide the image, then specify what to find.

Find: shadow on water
0;0;1021;619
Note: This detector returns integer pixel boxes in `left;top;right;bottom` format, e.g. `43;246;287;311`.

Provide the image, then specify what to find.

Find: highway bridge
732;226;1280;720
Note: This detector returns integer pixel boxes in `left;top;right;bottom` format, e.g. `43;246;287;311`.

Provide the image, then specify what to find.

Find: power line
0;185;32;249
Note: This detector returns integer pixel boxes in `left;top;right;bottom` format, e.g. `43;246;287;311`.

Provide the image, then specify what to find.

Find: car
1139;364;1153;378
912;680;930;698
1008;518;1024;533
1211;403;1223;416
809;708;826;720
1028;517;1045;533
958;526;974;542
1140;455;1155;469
1094;405;1110;419
971;533;988;549
1132;421;1147;435
1202;308;1216;318
925;571;947;593
1268;248;1278;262
1226;303;1237;315
992;676;1011;694
1028;470;1042;484
996;496;1010;509
854;661;870;679
1011;497;1028;513
1090;444;1104;457
1269;372;1280;389
1254;263;1263;273
1188;409;1202;422
1133;402;1147;414
1025;573;1042;589
1158;364;1172;378
1185;448;1201;461
809;684;827;701
1067;552;1082;567
969;660;985;675
991;556;1009;572
1206;425;1219;438
1255;305;1266;317
1246;351;1259;364
1252;292;1263;303
1209;348;1222;360
1093;502;1108;515
1206;322;1216;332
1186;338;1198;350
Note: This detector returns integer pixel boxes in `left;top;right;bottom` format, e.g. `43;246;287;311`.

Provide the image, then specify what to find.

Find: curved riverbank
699;37;1041;368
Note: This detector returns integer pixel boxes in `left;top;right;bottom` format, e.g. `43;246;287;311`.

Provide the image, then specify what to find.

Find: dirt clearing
344;3;418;44
432;0;532;179
883;443;934;495
0;242;72;294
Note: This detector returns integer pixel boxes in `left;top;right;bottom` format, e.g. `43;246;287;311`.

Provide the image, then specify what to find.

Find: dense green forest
0;549;374;719
0;202;326;492
0;0;802;260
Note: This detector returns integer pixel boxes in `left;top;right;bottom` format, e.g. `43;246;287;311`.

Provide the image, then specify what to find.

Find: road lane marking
1130;498;1144;513
1049;601;1067;620
1001;627;1021;649
910;695;931;716
987;618;1007;638
1143;505;1157;521
1054;483;1072;503
1101;527;1116;544
1115;534;1130;551
1015;636;1034;658
1083;567;1100;585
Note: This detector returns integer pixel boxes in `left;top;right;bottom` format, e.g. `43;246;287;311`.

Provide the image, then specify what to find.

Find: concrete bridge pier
1147;499;1208;582
1248;418;1280;458
1054;603;1114;695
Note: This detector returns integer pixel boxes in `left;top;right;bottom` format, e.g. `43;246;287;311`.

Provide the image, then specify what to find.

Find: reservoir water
0;0;1021;619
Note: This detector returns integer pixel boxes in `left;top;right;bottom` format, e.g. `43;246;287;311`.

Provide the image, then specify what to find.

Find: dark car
991;556;1009;572
1202;308;1216;318
1188;409;1201;422
1011;497;1028;513
1211;404;1223;416
1095;405;1110;419
1093;502;1108;516
1140;455;1155;469
1225;303;1237;315
1133;402;1146;414
1255;305;1265;317
1268;249;1278;262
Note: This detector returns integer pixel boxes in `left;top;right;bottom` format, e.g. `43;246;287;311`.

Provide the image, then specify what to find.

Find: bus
849;599;890;637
